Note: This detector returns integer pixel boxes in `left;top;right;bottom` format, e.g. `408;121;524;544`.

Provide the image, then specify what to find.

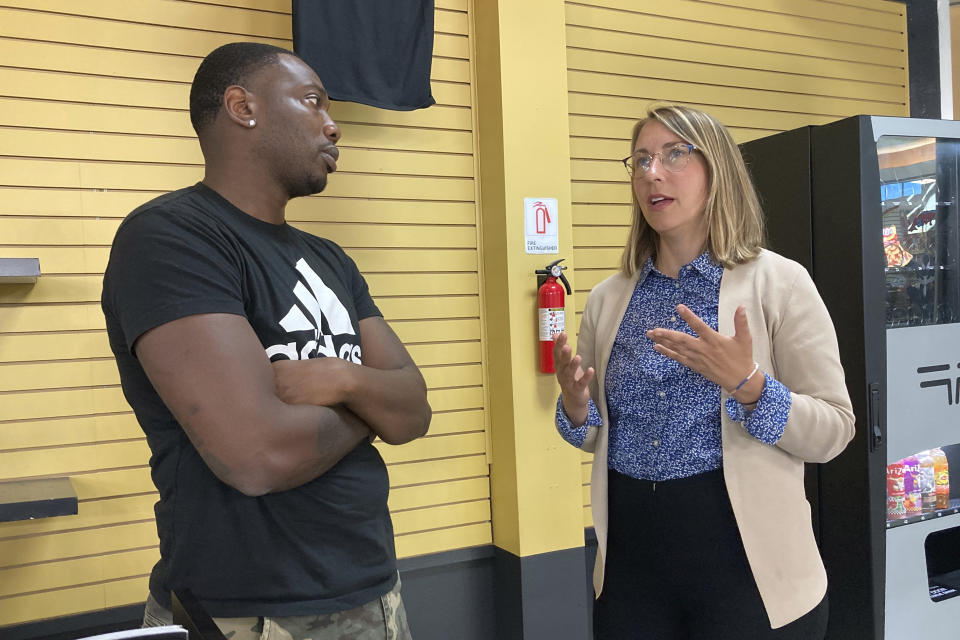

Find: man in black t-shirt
101;42;431;640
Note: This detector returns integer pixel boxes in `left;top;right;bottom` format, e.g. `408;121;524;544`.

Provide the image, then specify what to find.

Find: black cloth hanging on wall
292;0;436;111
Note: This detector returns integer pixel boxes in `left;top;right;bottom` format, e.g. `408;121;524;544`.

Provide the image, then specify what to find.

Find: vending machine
741;116;960;640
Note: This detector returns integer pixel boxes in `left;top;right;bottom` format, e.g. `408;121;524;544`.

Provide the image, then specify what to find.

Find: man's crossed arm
135;313;431;497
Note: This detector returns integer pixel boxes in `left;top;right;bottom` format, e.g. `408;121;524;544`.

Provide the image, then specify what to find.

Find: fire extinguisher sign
523;197;559;254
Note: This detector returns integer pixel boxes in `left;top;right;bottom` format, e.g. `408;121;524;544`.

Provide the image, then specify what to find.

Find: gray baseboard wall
1;532;599;640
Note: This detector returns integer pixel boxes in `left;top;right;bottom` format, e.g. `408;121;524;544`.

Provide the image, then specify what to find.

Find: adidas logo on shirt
265;258;362;363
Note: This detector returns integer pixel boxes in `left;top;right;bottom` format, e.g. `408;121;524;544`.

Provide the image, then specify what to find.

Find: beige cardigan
572;249;855;629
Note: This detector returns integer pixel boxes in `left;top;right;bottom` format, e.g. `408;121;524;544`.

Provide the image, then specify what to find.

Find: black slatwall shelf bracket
0;478;78;523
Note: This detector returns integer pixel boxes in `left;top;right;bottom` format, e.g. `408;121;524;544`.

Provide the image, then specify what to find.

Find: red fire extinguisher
536;258;572;373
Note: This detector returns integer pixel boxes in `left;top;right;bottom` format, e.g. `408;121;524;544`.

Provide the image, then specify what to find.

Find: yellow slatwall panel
566;0;909;526
0;0;490;628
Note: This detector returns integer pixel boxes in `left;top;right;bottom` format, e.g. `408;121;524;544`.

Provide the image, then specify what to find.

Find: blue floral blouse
555;253;792;481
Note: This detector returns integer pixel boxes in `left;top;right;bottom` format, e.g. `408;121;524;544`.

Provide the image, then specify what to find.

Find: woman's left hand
647;304;760;401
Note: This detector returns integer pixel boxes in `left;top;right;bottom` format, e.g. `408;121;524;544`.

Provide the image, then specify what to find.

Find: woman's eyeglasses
622;143;698;177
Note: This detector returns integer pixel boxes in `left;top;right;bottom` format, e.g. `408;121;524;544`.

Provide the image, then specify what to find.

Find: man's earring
248;119;256;127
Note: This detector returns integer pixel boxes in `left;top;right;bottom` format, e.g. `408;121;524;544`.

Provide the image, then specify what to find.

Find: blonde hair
620;104;766;276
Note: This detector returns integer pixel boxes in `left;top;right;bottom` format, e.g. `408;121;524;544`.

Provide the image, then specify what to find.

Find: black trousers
594;468;828;640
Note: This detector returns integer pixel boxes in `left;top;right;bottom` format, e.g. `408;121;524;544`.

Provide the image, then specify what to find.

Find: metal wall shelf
0;478;78;522
0;258;41;284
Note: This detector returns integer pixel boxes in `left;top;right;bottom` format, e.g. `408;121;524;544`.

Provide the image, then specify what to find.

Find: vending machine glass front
880;135;959;329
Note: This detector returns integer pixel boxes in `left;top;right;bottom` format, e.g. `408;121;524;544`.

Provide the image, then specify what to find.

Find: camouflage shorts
143;576;412;640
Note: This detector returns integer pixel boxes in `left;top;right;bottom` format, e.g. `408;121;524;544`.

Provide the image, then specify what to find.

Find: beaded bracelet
730;361;760;394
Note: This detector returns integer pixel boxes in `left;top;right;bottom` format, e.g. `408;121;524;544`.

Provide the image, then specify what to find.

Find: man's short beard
285;173;327;199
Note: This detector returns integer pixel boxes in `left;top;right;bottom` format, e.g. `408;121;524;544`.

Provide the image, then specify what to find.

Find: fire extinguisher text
539;307;565;341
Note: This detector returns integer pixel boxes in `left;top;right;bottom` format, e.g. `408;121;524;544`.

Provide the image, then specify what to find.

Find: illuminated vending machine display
742;116;960;640
878;128;960;636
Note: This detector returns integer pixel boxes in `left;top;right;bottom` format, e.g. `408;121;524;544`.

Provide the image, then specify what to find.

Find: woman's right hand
553;332;595;427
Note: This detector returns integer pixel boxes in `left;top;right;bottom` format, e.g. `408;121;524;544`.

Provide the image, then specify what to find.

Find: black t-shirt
101;183;397;617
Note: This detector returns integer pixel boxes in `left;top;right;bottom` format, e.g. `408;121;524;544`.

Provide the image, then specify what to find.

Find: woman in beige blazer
553;105;855;639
